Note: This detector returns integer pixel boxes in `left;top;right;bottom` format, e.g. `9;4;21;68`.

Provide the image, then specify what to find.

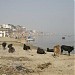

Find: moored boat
26;36;35;41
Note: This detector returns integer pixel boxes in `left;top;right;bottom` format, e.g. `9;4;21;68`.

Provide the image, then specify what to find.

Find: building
2;24;11;29
0;28;11;37
0;24;27;38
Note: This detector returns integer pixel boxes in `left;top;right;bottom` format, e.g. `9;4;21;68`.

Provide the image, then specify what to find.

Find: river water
28;34;75;53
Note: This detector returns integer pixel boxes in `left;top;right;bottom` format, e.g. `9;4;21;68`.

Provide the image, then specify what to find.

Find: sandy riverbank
0;37;75;75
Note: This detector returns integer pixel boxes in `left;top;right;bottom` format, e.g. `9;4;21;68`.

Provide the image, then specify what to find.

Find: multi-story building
0;28;11;37
0;24;12;37
0;24;27;38
2;24;11;29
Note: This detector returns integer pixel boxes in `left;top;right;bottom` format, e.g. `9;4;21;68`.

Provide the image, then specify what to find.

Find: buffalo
61;45;74;56
8;44;15;53
23;44;30;50
2;42;7;50
8;47;15;53
8;44;13;48
26;46;30;49
37;47;46;54
47;48;54;52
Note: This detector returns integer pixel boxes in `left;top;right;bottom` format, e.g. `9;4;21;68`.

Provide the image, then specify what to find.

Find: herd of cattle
37;45;74;56
1;42;74;56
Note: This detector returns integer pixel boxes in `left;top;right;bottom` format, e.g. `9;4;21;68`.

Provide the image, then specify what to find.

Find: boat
62;37;65;39
26;36;35;41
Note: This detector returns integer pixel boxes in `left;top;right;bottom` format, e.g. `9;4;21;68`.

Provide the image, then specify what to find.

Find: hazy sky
0;0;74;34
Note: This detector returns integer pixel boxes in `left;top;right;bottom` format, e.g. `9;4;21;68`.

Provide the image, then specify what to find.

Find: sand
0;37;75;75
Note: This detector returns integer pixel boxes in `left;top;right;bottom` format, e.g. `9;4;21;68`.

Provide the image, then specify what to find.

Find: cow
37;47;46;54
2;42;7;50
47;48;54;52
61;45;74;56
53;45;61;56
23;44;30;50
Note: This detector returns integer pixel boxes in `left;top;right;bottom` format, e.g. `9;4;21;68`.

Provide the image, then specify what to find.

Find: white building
0;28;11;37
0;31;5;37
2;24;11;29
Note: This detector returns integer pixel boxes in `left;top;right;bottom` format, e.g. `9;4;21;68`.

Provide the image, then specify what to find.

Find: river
28;34;75;53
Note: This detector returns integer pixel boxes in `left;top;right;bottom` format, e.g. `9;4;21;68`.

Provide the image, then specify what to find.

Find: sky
0;0;74;35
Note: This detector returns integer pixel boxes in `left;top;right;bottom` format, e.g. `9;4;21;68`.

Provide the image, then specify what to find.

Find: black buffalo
2;42;7;50
8;44;13;48
37;47;46;54
8;47;15;53
61;45;74;56
47;48;54;52
26;46;30;49
8;44;15;53
23;44;30;50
